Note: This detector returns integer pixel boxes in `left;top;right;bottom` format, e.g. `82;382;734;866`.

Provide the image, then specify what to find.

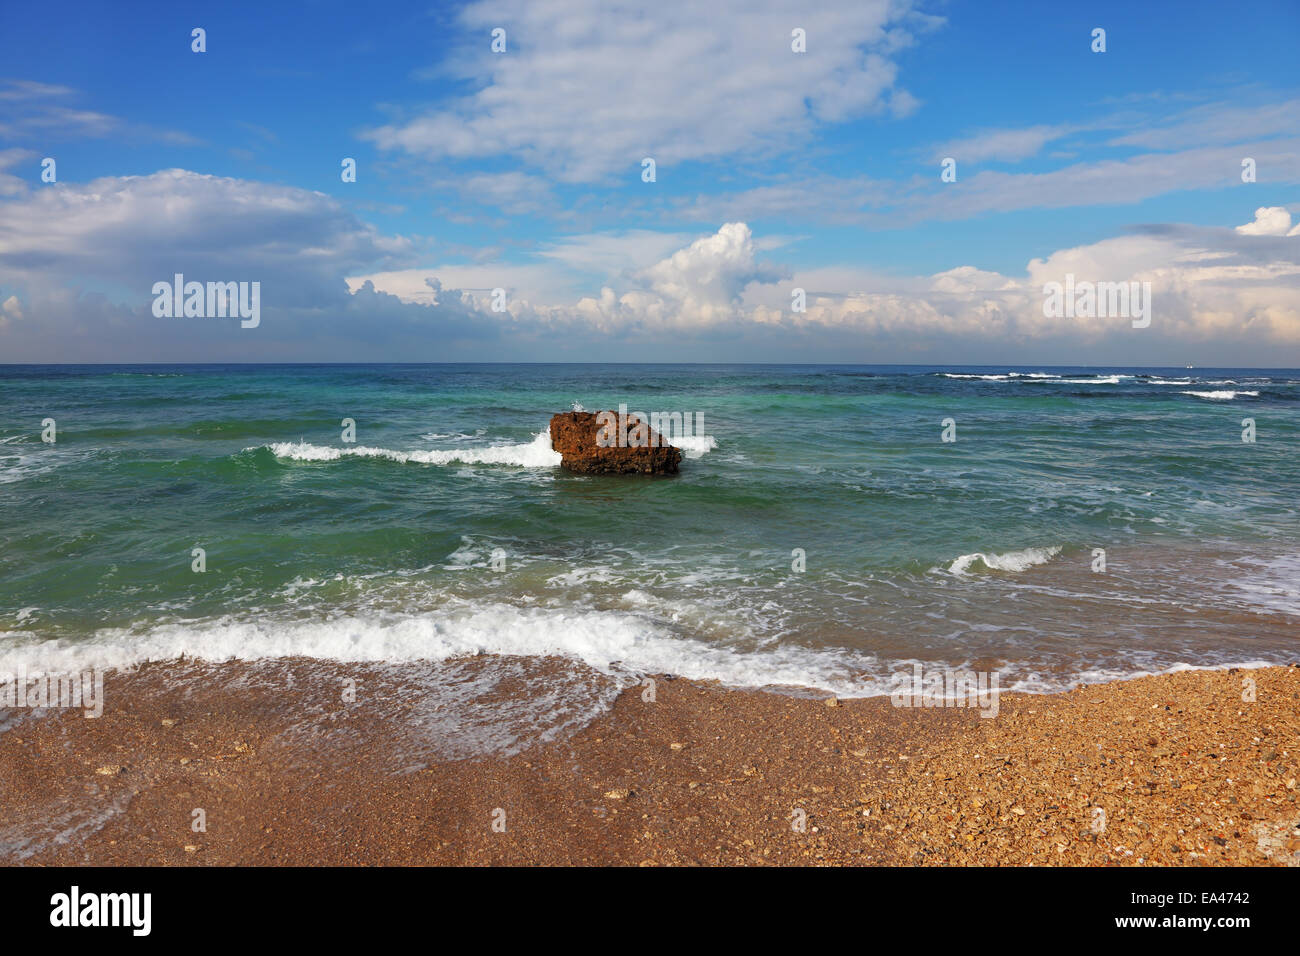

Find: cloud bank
2;167;1297;364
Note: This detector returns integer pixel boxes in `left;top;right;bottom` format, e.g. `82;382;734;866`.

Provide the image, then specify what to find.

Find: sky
0;0;1297;365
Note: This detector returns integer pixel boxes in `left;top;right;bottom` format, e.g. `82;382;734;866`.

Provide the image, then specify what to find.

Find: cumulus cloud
357;222;791;333
0;169;506;361
363;0;937;183
4;168;1297;363
631;222;788;323
1236;206;1300;237
0;293;21;328
356;213;1300;362
0;169;410;301
747;212;1300;356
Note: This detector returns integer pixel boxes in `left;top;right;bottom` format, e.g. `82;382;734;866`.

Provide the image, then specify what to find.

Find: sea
1;363;1296;753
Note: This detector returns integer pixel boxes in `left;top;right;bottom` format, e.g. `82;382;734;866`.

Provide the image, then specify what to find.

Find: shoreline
1;659;1297;866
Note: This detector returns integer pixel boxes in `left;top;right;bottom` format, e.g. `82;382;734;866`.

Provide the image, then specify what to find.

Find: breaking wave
257;427;717;467
946;546;1062;575
258;431;563;468
1180;390;1259;400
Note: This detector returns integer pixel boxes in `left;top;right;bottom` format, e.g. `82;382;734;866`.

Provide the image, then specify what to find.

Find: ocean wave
1149;378;1239;386
1033;376;1124;385
940;372;1080;381
0;603;874;698
939;373;1128;385
257;430;562;468
1180;390;1258;400
946;546;1062;575
258;428;715;467
1;601;1285;702
0;448;97;485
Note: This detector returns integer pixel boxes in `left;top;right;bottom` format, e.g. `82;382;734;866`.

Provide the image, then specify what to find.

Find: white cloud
1108;99;1300;151
930;124;1076;164
0;169;508;361
759;212;1300;348
4;168;1297;363
0;293;21;328
459;171;556;215
634;222;787;320
359;222;790;331
352;222;789;332
1236;206;1300;237
682;139;1300;227
358;213;1300;356
0;148;35;197
0;79;198;145
0;169;406;301
533;229;695;279
363;0;936;182
674;97;1300;226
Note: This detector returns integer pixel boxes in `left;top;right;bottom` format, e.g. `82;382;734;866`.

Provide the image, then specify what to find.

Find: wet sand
1;659;1297;866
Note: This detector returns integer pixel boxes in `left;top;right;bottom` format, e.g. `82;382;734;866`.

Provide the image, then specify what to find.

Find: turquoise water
1;363;1297;697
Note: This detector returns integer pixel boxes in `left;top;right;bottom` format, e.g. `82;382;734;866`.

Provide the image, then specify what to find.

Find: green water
1;363;1297;695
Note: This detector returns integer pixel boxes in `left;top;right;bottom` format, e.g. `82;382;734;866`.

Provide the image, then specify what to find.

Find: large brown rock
549;411;683;475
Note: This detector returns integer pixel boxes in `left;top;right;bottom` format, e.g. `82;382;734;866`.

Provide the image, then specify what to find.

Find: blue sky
0;0;1298;363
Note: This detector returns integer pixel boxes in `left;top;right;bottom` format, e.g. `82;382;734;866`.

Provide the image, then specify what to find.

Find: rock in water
549;411;683;475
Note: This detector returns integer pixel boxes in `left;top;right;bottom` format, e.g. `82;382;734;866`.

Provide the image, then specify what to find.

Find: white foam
946;546;1062;576
1035;376;1124;385
420;429;485;441
672;434;718;458
0;603;874;698
546;567;620;587
1224;554;1300;616
940;373;1129;385
998;659;1281;695
1180;390;1258;400
2;599;1289;702
259;428;713;467
0;448;97;485
259;430;562;468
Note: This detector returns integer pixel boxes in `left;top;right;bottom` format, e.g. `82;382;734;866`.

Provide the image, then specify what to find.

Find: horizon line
3;362;1298;371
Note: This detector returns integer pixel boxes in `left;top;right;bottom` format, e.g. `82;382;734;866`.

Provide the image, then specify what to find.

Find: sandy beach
2;661;1296;866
